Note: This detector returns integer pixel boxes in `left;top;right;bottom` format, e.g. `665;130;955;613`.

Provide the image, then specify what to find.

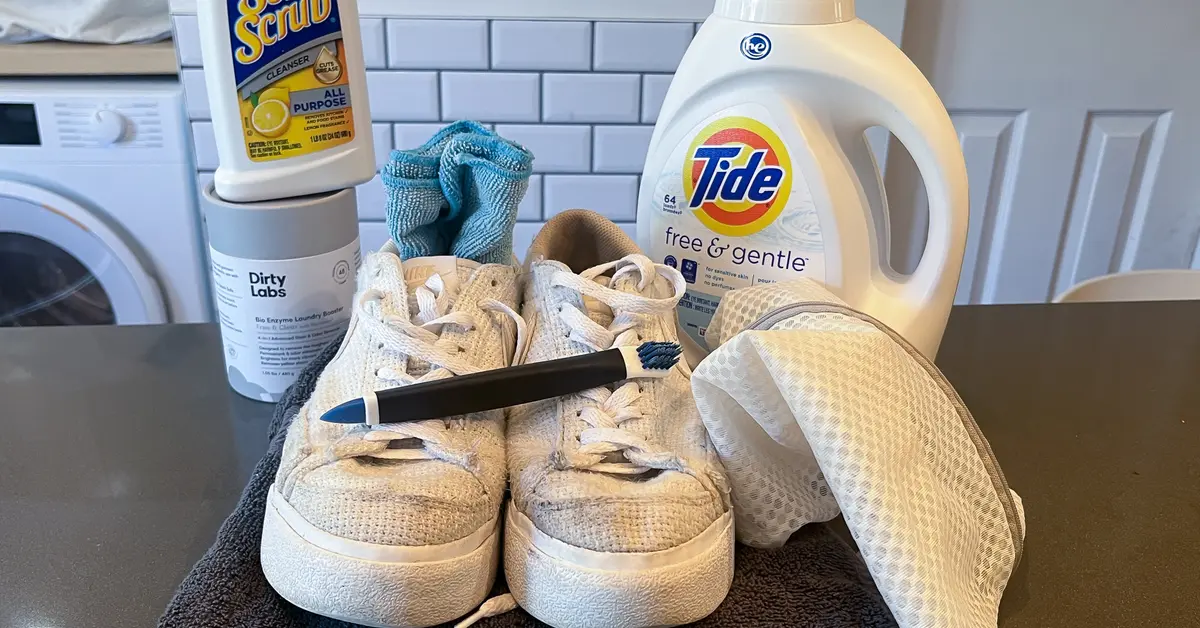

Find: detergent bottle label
645;105;825;345
227;0;355;162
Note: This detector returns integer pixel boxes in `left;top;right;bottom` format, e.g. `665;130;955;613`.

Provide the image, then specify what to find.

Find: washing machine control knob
91;109;127;145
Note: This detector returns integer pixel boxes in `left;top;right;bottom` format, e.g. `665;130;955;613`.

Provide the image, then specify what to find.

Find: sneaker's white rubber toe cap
261;485;500;628
504;506;734;628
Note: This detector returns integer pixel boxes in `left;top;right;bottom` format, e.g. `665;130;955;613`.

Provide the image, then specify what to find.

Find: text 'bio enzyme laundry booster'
638;0;970;357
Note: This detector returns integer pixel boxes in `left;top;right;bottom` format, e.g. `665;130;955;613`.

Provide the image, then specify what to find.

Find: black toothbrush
321;341;683;425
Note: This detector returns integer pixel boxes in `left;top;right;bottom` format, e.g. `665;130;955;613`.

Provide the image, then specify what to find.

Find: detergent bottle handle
854;49;969;352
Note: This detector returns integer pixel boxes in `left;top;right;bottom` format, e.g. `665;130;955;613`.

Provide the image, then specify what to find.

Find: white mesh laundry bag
691;279;1026;627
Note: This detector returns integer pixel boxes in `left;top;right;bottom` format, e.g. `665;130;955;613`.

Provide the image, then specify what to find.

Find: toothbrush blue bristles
636;341;683;370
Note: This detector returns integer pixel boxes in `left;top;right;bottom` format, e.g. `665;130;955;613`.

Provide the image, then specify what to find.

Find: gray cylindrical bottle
202;183;360;402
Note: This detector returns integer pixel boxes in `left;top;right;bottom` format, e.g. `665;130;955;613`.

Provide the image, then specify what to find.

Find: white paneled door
886;0;1200;304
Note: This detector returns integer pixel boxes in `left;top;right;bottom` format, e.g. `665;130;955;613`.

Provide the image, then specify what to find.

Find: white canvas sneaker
504;210;735;628
260;243;522;628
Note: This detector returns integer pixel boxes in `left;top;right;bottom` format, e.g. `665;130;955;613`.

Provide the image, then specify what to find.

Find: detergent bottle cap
714;0;856;25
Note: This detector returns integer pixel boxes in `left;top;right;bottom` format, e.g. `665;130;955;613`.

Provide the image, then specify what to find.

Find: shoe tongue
580;266;668;326
575;261;675;330
611;270;676;299
581;276;614;328
580;265;671;327
400;255;481;377
402;255;480;312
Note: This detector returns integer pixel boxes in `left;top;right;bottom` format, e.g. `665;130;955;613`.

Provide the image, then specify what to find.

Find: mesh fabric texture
692;279;1025;627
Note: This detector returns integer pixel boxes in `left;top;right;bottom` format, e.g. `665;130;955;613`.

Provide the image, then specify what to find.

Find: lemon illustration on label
252;98;290;138
261;87;290;105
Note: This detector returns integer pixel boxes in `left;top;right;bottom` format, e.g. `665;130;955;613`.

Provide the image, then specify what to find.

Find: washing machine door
0;180;167;326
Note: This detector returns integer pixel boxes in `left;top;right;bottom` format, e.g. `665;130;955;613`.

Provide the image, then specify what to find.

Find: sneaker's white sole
261;485;499;628
504;506;734;628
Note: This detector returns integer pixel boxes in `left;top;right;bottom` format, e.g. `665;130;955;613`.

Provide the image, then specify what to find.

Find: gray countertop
2;303;1198;627
0;324;273;628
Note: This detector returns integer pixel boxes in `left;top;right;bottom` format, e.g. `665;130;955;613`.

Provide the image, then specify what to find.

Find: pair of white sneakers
261;210;734;628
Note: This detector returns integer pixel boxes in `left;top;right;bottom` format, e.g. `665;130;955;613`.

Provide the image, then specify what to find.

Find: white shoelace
333;254;527;467
549;254;691;475
455;593;518;628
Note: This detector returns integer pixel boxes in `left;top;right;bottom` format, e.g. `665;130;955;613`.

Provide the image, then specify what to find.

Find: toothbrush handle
375;349;627;423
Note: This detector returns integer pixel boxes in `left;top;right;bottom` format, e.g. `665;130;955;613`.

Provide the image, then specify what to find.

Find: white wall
885;0;1200;303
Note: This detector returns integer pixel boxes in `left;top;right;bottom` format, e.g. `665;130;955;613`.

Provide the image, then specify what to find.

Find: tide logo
684;117;791;237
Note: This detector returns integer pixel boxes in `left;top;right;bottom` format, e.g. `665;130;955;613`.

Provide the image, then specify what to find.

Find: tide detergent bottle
637;0;969;357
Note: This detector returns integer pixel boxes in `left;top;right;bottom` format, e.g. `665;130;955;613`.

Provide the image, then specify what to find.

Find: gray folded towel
160;337;896;628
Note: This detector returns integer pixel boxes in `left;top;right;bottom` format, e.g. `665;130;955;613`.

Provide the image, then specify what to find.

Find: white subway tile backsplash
543;74;639;123
181;69;209;119
442;72;540;122
496;125;590;173
359;221;391;259
544;175;639;221
190;122;218;170
491;21;591;71
172;16;203;67
618;222;638;242
360;19;387;69
367;72;439;121
593;126;653;174
356;175;388;221
519;175;543;221
513;222;541;263
183;17;698;243
593;22;693;72
372;123;393;168
392;123;447;150
387;19;489;70
641;74;674;124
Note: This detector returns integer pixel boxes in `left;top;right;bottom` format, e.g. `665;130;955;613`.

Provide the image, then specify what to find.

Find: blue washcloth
382;121;534;264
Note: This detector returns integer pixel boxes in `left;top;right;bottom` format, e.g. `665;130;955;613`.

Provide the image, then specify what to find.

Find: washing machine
0;78;210;326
